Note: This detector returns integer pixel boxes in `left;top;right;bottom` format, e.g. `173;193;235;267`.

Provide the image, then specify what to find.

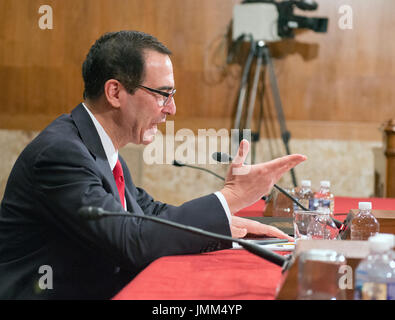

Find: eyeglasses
138;85;176;106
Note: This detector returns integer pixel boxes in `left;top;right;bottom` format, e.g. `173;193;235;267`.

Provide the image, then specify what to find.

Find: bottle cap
301;180;311;187
320;180;330;188
358;202;372;210
368;234;393;252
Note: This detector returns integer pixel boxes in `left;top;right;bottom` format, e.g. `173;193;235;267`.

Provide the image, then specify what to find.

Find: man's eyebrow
157;86;174;91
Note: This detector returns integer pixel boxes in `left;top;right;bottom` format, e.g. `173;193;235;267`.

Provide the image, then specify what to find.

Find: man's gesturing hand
220;139;307;214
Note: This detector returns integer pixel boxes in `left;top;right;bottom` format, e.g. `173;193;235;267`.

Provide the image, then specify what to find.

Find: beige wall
0;129;383;205
136;136;382;205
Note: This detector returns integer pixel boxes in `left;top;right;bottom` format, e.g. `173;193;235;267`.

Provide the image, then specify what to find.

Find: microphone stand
78;207;290;268
172;160;268;201
173;160;225;181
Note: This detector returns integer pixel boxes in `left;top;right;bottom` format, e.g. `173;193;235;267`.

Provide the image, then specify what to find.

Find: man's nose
162;99;176;116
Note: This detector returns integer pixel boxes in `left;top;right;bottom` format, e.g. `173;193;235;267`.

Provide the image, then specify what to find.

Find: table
113;197;395;300
113;250;286;300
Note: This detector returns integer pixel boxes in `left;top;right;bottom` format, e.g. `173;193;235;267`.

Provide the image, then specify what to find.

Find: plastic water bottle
314;180;335;215
350;202;380;240
307;211;339;240
294;180;315;211
354;234;395;300
377;233;395;260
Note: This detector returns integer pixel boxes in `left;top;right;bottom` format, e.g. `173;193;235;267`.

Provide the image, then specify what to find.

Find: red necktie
113;159;125;209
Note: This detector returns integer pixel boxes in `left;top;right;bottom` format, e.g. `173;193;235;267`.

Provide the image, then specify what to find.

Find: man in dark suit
0;31;305;299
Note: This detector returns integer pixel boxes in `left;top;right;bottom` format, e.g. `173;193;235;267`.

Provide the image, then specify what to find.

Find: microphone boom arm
173;160;225;181
79;207;287;267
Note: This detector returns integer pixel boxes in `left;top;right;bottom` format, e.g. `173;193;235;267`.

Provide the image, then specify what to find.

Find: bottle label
319;199;331;208
388;283;395;300
293;198;319;211
362;282;387;300
355;282;395;300
309;199;316;210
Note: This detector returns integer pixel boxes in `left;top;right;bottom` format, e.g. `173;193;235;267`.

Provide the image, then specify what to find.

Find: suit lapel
70;103;121;204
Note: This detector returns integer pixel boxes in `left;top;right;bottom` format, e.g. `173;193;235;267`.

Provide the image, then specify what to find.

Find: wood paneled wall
0;0;394;140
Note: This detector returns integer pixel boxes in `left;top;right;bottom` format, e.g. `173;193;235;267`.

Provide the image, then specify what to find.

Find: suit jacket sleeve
33;139;232;272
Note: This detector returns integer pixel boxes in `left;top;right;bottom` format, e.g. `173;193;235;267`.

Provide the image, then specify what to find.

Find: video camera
233;0;328;42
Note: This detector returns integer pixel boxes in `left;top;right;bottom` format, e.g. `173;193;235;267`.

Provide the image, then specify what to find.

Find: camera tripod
232;38;297;187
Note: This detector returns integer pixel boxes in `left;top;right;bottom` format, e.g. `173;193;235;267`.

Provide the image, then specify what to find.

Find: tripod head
233;0;328;42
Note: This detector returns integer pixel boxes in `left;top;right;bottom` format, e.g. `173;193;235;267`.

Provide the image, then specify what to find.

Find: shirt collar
82;103;118;171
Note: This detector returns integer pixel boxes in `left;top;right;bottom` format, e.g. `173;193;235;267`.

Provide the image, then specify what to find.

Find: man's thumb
232;139;249;166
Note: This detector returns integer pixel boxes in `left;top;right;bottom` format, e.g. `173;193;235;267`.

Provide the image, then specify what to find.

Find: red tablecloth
113;196;395;300
113;250;287;300
334;196;395;213
235;200;266;217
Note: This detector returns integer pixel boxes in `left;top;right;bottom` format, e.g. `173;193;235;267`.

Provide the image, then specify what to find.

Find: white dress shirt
82;103;232;224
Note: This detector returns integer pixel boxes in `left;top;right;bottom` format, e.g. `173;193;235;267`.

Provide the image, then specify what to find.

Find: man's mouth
151;119;166;131
142;121;164;143
151;124;158;134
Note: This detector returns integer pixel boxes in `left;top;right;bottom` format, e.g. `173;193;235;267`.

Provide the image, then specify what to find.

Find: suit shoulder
23;114;89;162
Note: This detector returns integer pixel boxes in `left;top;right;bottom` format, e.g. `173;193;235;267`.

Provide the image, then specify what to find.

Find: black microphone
212;152;232;164
294;0;318;11
172;160;225;181
212;152;344;230
78;206;288;268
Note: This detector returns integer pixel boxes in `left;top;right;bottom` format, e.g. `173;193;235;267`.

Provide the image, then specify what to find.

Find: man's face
120;50;176;145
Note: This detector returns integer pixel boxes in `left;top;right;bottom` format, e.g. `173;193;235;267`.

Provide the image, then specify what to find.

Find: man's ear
104;79;122;108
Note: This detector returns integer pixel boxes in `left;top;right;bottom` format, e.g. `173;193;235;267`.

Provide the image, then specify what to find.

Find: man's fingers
266;154;307;169
230;226;248;238
232;217;294;241
261;154;307;178
265;225;294;242
273;162;305;182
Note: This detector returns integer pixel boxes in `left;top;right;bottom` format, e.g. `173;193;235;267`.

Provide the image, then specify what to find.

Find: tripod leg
251;61;267;165
245;44;264;164
259;64;276;160
263;46;298;187
233;42;255;131
232;40;255;156
245;52;263;130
